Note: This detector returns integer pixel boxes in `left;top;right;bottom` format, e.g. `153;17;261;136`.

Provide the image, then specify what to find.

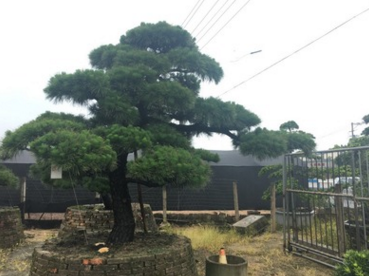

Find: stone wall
154;211;247;226
0;206;24;248
30;235;198;276
59;203;158;237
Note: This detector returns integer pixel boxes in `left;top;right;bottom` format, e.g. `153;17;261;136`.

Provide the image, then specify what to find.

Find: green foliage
146;124;191;149
44;70;110;105
259;167;282;201
238;123;316;160
258;165;283;200
192;148;220;163
0;165;19;188
0;21;317;243
192;97;261;131
123;22;197;54
127;146;211;188
280;120;299;132
335;250;369;276
361;114;369;136
258;125;316;200
258;164;302;201
29;129;116;187
239;128;288;160
363;115;369;124
1;113;86;159
348;136;369;147
286;131;316;155
94;125;152;154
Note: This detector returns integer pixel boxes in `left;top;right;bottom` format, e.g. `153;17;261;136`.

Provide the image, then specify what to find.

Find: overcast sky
1;0;369;151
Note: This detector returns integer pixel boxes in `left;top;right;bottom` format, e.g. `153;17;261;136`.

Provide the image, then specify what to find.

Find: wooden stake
162;185;167;224
233;181;239;222
271;182;276;233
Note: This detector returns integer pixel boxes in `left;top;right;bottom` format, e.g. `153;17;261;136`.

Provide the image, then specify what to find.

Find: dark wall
0;164;277;212
0;163;96;212
128;166;277;211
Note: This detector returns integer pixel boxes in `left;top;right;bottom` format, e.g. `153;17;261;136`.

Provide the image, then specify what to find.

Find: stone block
232;215;269;235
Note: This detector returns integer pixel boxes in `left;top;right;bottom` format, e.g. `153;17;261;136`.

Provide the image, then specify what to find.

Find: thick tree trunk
107;156;135;245
101;193;113;210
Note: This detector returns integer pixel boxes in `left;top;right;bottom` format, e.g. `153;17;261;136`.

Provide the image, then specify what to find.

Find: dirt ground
0;210;336;276
0;229;58;276
0;228;335;276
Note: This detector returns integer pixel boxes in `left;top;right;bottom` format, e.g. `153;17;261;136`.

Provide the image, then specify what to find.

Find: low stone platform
0;206;24;248
30;233;198;276
59;203;158;237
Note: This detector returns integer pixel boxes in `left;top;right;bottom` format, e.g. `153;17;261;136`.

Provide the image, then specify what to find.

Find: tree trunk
101;193;113;210
107;156;135;245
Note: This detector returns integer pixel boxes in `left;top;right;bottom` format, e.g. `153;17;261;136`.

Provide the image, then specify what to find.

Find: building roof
1;150;283;167
211;150;283;167
1;150;35;164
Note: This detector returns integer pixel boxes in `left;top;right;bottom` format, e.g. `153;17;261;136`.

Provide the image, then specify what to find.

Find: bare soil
0;229;58;276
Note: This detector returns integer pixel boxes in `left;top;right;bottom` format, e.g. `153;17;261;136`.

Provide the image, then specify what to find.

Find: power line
217;6;369;98
182;0;202;27
196;0;238;44
193;0;229;39
199;0;252;50
318;127;349;139
191;0;221;35
182;0;206;28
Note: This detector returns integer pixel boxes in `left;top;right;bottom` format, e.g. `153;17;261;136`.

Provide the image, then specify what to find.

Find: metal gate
282;146;369;268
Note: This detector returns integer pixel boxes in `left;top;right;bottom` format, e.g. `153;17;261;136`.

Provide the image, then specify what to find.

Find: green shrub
335;250;369;276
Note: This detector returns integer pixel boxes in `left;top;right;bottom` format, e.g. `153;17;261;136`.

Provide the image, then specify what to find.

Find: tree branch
170;123;239;141
126;177;164;188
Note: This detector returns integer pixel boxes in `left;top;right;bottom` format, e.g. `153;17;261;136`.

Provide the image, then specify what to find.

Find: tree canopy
0;165;19;188
0;22;315;244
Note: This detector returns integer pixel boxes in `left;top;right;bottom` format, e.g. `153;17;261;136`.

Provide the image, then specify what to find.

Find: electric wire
217;6;369;98
191;0;221;35
183;0;206;28
199;0;252;49
318;127;350;139
196;0;238;43
193;0;229;39
182;0;202;27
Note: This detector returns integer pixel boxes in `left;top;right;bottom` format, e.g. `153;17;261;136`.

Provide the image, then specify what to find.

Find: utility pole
351;122;355;138
351;122;364;138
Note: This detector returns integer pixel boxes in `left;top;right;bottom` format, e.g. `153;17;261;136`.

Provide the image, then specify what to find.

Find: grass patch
0;249;7;271
166;224;335;276
0;246;30;274
169;225;251;252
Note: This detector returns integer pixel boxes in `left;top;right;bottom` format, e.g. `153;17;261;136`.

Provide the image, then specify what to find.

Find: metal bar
355;196;369;202
287;189;355;197
292;251;338;269
335;183;345;256
358;151;368;249
283;155;288;250
289;241;343;263
285;145;369;157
